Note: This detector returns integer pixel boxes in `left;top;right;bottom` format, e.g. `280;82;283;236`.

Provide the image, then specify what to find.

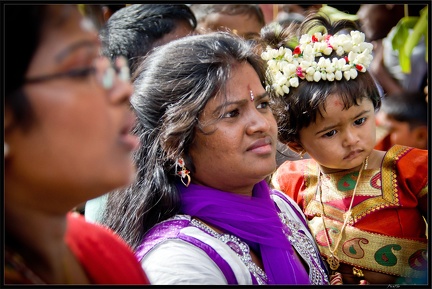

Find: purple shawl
177;180;310;284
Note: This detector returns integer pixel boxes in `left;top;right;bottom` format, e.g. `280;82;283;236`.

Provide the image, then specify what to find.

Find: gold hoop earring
299;150;305;159
176;157;191;187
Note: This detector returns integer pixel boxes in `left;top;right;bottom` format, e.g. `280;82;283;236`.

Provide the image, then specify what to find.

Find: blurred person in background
85;3;197;223
375;91;428;151
190;4;265;41
101;4;125;22
4;4;149;284
357;4;427;95
99;4;197;76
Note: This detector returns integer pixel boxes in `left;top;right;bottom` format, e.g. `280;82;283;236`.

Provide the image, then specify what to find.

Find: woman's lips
120;133;140;151
119;115;140;151
247;136;273;154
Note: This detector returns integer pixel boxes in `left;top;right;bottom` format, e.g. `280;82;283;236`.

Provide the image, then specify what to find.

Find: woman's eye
354;117;366;126
257;101;270;109
323;130;337;138
223;109;240;118
68;67;96;79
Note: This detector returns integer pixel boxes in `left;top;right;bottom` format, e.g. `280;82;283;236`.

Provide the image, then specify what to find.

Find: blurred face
189;62;277;195
197;12;263;39
357;4;401;41
5;5;139;211
297;94;376;174
376;112;428;149
280;4;321;15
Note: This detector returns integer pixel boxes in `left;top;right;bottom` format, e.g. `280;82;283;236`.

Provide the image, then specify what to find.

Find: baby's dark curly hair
260;13;381;144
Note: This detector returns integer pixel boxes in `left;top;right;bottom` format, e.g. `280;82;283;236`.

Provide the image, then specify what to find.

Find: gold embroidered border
303;145;424;224
309;217;428;278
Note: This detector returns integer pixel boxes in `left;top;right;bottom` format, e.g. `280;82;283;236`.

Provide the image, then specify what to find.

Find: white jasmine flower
313;71;321;82
350;68;358;79
306;67;315;76
261;30;373;96
343;70;351;81
321;72;327;81
323;46;333;55
289;77;299;87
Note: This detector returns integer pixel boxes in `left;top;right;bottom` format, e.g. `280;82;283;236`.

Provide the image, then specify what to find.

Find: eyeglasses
24;56;130;90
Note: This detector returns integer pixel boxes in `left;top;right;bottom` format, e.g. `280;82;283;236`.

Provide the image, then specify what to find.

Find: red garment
5;213;149;284
65;212;150;284
374;133;392;151
374;121;391;151
272;145;428;279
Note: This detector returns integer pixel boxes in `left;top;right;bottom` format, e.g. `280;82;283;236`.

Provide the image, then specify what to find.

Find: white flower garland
261;30;374;97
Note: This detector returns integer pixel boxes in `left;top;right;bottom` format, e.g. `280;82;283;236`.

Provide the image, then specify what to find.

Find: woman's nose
246;108;273;135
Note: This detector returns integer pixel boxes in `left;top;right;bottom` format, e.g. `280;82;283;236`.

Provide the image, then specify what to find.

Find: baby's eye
222;109;240;118
323;130;337;138
354;117;366;126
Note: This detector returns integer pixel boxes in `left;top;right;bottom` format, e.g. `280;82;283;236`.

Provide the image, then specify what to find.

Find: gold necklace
317;157;368;271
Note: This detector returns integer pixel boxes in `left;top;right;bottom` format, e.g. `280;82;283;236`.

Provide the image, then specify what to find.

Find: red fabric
374;133;392;151
65;212;150;284
273;158;314;209
274;145;428;240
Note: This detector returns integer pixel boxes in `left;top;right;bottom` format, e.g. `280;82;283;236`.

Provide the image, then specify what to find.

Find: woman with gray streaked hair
100;32;329;285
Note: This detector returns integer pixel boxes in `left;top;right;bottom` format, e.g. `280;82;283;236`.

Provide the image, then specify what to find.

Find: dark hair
102;4;124;14
101;32;267;250
261;14;382;144
99;4;197;74
381;91;427;129
5;5;56;129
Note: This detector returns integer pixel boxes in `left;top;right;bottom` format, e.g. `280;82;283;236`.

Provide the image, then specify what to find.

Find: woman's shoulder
141;231;229;285
65;212;149;284
139;215;253;285
271;191;308;227
139;214;246;259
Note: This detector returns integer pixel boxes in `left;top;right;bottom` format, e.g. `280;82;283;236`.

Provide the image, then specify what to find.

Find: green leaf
391;22;409;52
391;17;418;51
401;9;428;73
390;7;428;74
424;28;428;63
